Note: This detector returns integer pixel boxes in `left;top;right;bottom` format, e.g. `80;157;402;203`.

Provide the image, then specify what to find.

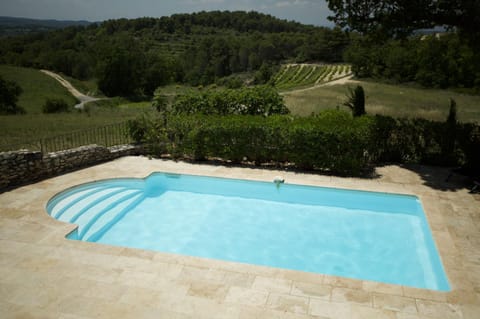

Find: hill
0;11;349;94
0;65;148;148
0;65;78;114
0;16;91;36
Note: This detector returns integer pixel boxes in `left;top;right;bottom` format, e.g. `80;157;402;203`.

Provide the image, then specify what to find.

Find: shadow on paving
396;163;474;192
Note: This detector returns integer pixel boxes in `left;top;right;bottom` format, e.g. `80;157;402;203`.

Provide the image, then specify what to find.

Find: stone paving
0;156;479;319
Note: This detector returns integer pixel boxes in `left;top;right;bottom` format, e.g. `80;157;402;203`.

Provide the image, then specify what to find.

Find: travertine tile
363;281;404;295
1;157;480;318
461;304;480;319
117;286;162;307
83;282;127;301
224;286;268;307
350;304;396;319
323;275;363;289
309;298;352;318
240;305;314;319
177;266;226;284
222;271;256;288
373;293;417;314
266;293;309;314
251;276;292;294
187;280;229;301
402;287;447;302
332;287;372;306
291;281;332;300
274;268;324;285
416;299;463;319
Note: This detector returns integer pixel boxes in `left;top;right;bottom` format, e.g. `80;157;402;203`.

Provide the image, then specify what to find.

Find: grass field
0;65;152;149
2;64;480;150
0;108;152;149
0;65;79;114
284;79;480;123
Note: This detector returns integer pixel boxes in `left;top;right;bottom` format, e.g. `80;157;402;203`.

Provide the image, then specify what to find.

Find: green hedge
130;110;374;175
128;110;480;176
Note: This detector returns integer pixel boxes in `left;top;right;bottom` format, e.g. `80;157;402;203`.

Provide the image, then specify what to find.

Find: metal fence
0;122;133;153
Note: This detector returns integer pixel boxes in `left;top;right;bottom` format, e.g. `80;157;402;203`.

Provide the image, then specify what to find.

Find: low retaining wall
0;144;143;191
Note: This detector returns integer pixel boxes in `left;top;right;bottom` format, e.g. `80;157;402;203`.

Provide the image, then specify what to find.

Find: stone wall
0;144;143;191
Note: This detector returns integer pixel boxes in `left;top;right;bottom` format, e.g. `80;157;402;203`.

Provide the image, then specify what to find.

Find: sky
0;0;333;26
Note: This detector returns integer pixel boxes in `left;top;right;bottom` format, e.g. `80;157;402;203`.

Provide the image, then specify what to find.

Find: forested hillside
0;11;349;96
0;16;91;36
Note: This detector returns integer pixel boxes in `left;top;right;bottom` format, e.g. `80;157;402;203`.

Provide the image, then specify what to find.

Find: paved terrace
1;156;479;319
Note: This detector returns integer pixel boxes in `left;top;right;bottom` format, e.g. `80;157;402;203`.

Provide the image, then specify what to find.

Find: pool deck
1;156;479;319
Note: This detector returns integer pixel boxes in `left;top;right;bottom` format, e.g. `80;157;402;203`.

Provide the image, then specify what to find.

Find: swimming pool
46;172;450;291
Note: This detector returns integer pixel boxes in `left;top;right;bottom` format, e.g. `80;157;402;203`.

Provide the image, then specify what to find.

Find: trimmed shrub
128;110;480;176
130;110;373;175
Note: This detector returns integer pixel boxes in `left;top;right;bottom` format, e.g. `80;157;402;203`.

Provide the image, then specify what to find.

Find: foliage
0;65;78;114
328;0;480;90
128;109;480;176
171;86;289;116
344;34;480;90
0;11;350;92
42;98;70;113
0;75;24;115
129;111;373;175
326;0;480;42
253;63;277;85
344;85;366;117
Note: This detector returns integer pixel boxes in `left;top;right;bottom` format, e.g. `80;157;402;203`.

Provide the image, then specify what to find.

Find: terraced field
272;64;352;91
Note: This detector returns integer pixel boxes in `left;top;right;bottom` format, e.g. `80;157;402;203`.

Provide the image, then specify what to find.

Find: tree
0;76;24;115
326;0;480;42
253;62;276;84
96;37;146;97
442;98;457;161
344;85;366;117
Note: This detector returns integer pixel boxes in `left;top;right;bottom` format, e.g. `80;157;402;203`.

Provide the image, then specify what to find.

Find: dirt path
40;70;101;109
281;74;357;95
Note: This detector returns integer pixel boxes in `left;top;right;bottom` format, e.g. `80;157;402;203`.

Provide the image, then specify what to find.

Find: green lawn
3;63;480;150
284;80;480;123
0;65;79;114
0;108;152;149
0;65;153;149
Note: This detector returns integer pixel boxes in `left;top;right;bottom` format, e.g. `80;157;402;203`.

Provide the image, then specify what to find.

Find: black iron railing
0;122;133;153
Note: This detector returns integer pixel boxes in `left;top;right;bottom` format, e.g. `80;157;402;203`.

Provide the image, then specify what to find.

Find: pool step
50;185;146;241
85;194;146;242
80;191;144;240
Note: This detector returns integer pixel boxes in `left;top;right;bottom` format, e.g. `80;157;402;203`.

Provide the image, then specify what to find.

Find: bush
172;85;289;116
128;109;480;176
42;98;70;113
129;110;373;175
0;75;24;115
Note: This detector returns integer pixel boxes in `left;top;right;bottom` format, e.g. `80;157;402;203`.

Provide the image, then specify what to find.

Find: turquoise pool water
46;172;450;291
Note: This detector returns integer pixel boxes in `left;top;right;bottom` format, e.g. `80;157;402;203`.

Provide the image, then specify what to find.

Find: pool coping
1;156;479;318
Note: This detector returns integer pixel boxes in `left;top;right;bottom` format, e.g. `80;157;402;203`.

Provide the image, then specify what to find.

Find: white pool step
50;185;146;240
80;191;144;240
